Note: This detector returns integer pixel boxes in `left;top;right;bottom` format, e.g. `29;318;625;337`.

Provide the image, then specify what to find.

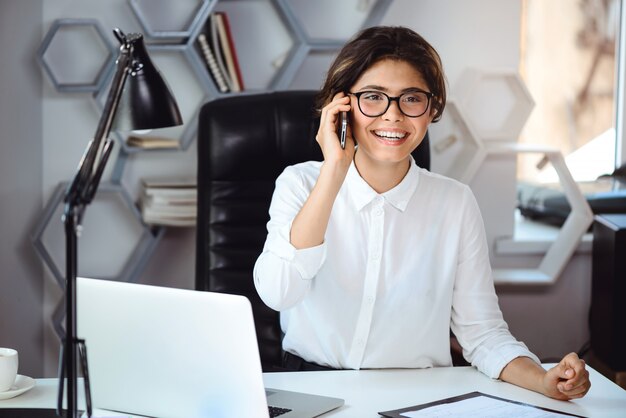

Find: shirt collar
345;156;420;212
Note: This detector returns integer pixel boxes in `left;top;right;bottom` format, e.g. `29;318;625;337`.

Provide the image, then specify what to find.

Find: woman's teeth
374;130;407;140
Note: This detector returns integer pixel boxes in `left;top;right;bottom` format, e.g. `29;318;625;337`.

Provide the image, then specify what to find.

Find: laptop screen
77;277;270;417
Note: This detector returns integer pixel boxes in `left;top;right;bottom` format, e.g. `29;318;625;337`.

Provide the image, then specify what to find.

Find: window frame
616;0;626;166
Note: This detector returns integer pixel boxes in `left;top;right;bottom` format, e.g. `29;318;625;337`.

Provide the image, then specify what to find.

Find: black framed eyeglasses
349;90;434;118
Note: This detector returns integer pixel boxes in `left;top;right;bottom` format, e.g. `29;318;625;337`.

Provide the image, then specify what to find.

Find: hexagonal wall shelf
484;143;594;285
428;99;486;183
35;182;165;341
454;67;535;141
38;19;116;93
273;0;392;89
51;298;67;341
287;49;338;90
277;0;392;45
129;0;215;39
31;182;164;289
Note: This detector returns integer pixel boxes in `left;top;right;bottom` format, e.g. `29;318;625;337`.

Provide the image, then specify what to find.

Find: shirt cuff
484;343;542;380
265;224;326;280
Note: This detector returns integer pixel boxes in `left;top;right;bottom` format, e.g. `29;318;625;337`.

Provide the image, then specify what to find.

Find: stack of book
127;134;180;150
196;12;245;93
139;177;197;227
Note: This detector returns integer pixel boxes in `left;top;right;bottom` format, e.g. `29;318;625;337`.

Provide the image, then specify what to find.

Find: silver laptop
76;277;344;418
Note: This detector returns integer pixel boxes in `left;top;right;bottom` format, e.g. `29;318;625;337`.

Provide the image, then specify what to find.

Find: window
518;0;621;184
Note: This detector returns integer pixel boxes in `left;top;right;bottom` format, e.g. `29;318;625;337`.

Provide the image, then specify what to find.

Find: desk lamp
57;28;182;418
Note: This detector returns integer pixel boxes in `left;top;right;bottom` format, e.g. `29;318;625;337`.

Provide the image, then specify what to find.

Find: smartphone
338;111;348;149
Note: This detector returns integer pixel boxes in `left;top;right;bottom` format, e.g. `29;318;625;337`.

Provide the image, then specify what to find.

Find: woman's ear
429;104;442;123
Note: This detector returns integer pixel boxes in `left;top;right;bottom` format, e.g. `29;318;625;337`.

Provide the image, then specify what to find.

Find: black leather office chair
196;90;431;372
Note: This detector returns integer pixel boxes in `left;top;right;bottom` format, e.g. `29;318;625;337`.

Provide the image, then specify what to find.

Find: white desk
1;366;625;417
265;366;626;417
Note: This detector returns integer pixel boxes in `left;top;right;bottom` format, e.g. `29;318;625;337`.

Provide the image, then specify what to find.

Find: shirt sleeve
450;186;541;379
253;165;327;311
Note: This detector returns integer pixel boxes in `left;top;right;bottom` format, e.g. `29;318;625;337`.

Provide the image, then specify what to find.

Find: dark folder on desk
379;391;585;417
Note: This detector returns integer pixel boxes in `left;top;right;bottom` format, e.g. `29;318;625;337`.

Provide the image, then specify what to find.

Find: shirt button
367;296;375;304
375;208;384;216
357;338;364;346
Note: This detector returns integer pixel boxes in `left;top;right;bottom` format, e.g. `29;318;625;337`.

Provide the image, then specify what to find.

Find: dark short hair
316;26;447;122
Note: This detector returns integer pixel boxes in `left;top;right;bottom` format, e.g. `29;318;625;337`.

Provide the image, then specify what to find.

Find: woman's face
349;58;433;169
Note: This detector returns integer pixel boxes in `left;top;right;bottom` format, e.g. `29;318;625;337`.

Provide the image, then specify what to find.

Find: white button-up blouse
253;158;539;378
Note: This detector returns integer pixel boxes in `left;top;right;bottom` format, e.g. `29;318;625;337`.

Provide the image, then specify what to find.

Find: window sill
491;210;593;285
495;210;593;256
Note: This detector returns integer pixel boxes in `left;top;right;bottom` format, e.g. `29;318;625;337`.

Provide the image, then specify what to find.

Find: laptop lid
76;278;343;418
77;277;269;417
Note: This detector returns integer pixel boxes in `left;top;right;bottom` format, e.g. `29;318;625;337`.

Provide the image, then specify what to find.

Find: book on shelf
127;135;180;150
139;177;197;227
141;180;196;203
140;199;197;227
141;176;197;189
214;12;245;91
195;12;245;93
141;201;197;218
142;192;196;207
142;214;197;227
209;13;233;92
197;32;229;93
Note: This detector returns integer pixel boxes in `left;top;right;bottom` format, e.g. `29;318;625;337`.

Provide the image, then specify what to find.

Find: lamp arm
58;29;132;418
65;36;131;207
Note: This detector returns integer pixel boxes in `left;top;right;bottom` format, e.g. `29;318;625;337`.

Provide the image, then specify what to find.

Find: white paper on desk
400;395;569;417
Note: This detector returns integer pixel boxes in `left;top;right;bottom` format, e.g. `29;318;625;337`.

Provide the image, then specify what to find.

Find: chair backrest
196;90;430;371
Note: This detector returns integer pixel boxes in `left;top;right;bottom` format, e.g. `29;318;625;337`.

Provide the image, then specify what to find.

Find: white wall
0;0;590;377
0;0;44;378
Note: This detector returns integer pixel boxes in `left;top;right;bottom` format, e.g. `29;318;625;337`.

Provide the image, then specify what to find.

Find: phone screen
338;112;348;149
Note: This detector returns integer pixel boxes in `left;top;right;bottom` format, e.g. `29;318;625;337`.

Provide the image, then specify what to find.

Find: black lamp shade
113;34;183;131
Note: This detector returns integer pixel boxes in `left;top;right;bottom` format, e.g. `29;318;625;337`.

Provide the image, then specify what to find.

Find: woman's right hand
289;93;355;249
316;92;356;170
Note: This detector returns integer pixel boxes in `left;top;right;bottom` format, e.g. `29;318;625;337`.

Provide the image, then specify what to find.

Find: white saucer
0;375;36;400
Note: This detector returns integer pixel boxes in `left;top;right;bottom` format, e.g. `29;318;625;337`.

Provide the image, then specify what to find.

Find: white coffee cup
0;348;18;392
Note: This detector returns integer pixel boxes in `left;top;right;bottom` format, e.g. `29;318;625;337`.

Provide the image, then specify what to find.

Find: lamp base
57;337;92;417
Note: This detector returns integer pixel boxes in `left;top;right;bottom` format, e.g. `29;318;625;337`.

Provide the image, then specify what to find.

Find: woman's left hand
542;352;591;400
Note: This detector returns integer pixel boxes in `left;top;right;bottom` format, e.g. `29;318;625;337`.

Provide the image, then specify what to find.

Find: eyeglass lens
357;91;430;117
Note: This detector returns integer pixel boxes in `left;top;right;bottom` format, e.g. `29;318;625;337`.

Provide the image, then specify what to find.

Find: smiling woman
253;25;591;401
